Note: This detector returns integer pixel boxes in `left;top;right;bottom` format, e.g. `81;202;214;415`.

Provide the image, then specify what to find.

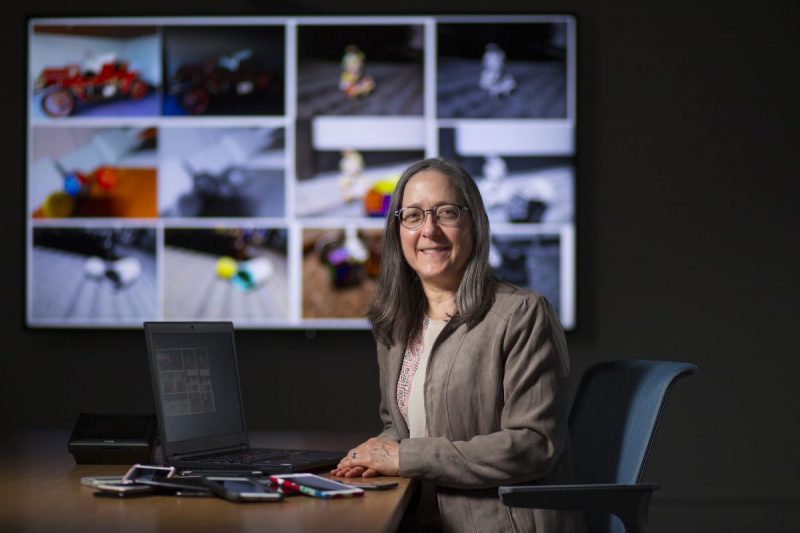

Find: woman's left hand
331;437;400;477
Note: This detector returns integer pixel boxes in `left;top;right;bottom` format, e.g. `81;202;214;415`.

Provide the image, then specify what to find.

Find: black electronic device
204;477;283;502
143;322;342;474
68;412;157;464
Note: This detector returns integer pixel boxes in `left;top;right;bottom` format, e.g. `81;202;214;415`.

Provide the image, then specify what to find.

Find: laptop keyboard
199;448;310;464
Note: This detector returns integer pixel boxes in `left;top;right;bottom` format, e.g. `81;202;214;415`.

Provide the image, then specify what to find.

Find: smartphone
269;473;365;498
132;476;211;494
94;482;157;497
122;464;177;484
81;475;125;488
252;478;300;496
204;477;283;503
336;480;399;491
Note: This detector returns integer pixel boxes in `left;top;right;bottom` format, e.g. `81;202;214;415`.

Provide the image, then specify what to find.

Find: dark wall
2;2;798;532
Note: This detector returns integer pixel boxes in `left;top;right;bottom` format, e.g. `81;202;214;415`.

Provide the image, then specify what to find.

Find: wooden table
0;430;412;532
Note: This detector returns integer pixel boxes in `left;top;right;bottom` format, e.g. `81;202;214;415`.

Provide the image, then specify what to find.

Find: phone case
269;476;364;499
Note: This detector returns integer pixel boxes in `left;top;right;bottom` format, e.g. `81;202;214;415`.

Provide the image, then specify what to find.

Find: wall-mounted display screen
27;15;576;330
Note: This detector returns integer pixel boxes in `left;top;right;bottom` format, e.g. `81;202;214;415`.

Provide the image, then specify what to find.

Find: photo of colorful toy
164;228;289;320
162;26;285;116
168;49;274;115
41;166;119;218
31;127;157;219
363;175;398;217
296;25;423;118
35;57;150;118
339;45;376;99
302;227;383;319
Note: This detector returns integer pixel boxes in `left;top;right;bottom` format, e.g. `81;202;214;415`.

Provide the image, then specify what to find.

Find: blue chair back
568;360;697;533
570;360;697;484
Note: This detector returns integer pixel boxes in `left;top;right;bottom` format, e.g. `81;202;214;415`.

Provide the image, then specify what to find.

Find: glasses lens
401;208;424;227
436;205;460;224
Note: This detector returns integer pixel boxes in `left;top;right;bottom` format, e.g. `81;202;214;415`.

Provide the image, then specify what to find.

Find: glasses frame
394;204;469;230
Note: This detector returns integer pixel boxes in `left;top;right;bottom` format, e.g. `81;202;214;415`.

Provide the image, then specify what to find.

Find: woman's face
399;170;474;292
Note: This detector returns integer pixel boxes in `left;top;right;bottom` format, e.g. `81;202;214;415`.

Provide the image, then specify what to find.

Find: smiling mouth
419;247;450;254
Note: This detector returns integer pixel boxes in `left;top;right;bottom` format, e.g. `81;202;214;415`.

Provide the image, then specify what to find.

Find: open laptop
144;321;343;474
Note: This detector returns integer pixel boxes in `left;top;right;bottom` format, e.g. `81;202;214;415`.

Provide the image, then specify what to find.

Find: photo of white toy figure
338;148;367;202
479;43;517;97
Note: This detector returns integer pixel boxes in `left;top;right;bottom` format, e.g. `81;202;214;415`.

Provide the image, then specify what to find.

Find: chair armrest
499;483;659;533
499;482;658;512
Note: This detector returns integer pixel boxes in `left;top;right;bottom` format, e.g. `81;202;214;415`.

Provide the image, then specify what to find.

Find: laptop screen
146;323;246;446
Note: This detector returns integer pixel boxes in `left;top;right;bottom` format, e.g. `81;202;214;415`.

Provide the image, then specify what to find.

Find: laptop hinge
172;444;248;460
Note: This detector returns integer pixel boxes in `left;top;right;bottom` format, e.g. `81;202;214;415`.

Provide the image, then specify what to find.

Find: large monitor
27;15;576;330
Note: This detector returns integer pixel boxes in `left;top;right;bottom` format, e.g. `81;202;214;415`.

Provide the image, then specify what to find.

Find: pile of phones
84;465;397;503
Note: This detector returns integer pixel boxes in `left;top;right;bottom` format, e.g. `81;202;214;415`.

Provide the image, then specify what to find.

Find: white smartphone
122;464;176;484
94;482;157;497
81;475;125;488
269;473;365;498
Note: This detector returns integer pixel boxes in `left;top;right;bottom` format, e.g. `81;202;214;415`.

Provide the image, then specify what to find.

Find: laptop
144;321;343;474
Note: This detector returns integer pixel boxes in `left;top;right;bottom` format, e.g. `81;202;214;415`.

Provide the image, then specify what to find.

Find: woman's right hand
330;464;379;478
330;441;380;478
330;437;400;477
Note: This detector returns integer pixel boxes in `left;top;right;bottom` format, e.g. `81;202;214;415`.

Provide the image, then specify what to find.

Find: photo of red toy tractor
35;60;149;117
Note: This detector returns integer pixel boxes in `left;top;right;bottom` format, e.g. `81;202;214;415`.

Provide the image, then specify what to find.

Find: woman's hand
330;437;400;478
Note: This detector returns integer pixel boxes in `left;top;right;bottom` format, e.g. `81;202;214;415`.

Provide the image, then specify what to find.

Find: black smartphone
337;480;399;491
133;476;211;494
204;477;283;503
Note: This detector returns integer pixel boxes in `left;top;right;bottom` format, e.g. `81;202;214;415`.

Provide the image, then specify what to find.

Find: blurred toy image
40;166;119;218
321;227;370;288
162;25;285;116
215;256;238;279
479;43;517;97
339;45;375;99
32;227;156;322
302;227;382;318
169;48;274;115
164;228;289;320
35;55;150;118
481;155;508;201
363;175;399;217
489;234;562;317
338;149;366;202
31;127;157;219
294;117;418;218
232;257;275;291
159;127;285;218
106;256;143;287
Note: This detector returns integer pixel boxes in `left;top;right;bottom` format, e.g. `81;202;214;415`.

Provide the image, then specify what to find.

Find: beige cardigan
376;282;583;532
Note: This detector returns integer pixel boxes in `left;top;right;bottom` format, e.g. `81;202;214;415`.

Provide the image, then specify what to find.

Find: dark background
3;2;798;532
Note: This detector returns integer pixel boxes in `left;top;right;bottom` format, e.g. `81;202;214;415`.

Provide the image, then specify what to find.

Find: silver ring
351;452;357;459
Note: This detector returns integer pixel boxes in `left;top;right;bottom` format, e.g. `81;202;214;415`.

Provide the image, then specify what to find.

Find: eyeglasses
394;204;469;230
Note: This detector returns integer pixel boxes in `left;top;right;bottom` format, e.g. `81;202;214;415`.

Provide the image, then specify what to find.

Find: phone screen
218;479;267;493
206;477;282;501
278;474;358;491
122;464;176;484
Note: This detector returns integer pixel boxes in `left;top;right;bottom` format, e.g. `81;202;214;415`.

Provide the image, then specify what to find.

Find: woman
332;159;579;532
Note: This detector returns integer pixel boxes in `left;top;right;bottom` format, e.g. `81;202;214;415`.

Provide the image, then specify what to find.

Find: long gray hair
367;158;496;346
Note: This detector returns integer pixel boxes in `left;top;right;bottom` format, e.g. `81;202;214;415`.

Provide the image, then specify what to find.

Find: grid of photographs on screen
27;16;576;329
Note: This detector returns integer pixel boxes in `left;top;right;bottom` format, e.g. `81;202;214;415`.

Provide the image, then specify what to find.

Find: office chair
499;359;697;533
